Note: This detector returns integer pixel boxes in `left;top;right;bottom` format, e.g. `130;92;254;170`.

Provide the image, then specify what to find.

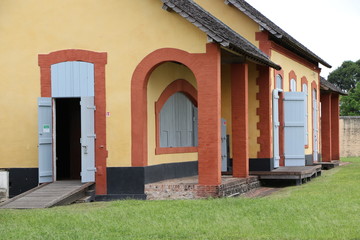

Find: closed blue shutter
193;106;198;147
175;93;193;147
283;92;305;166
160;96;175;147
160;92;197;147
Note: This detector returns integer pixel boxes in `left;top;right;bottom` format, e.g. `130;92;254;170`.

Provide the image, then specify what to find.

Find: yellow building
0;0;339;199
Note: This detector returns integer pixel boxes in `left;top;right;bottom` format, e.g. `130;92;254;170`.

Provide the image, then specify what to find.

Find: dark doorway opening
56;98;81;180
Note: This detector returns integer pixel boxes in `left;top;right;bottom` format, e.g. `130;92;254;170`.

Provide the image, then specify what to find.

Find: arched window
290;79;297;91
276;74;283;89
160;92;198;148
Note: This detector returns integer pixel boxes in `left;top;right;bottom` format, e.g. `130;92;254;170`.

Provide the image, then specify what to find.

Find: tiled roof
225;0;332;68
320;77;347;95
161;0;281;70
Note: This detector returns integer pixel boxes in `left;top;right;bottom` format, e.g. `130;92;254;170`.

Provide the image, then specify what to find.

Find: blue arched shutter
160;92;197;147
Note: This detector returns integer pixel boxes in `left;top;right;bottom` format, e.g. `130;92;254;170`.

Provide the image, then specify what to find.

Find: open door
273;89;281;168
283;92;305;166
80;97;96;182
38;98;53;183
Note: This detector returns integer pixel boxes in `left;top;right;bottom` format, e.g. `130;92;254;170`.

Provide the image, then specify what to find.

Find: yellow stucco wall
194;0;260;47
0;0;207;168
248;63;261;158
221;64;232;157
220;62;260;159
147;62;198;166
270;50;320;155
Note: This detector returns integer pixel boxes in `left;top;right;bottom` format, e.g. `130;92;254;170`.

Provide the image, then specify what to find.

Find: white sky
245;0;360;78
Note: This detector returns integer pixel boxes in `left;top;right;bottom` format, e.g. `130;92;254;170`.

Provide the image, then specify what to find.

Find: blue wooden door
272;89;280;168
283;92;305;166
80;97;96;183
38;97;53;183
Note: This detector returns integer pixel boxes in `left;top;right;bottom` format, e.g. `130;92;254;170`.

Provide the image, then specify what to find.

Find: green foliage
340;82;360;116
1;158;360;240
328;60;360;91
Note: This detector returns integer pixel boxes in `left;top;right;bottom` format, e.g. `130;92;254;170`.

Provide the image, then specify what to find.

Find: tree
340;82;360;116
328;60;360;92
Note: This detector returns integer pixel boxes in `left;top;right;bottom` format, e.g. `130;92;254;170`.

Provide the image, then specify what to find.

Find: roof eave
162;0;281;70
226;0;332;69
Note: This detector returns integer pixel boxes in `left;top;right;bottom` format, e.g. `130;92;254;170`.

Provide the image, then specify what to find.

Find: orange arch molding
131;43;222;186
38;49;108;195
155;79;198;155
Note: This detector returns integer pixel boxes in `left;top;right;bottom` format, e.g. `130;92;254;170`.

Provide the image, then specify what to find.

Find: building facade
0;0;340;198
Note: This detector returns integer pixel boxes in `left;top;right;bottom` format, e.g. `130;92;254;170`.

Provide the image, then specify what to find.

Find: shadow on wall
340;116;360;157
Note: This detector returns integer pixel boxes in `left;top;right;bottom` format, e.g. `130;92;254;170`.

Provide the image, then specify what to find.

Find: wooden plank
0;181;94;209
0;183;49;207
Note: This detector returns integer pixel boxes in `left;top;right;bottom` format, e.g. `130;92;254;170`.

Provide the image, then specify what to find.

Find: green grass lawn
1;157;360;240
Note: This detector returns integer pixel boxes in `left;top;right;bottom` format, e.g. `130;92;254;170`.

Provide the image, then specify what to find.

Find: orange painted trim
320;92;332;162
271;42;320;72
256;65;272;158
255;31;320;72
330;94;340;160
156;147;198;155
301;76;308;87
255;31;271;56
256;32;272;159
231;63;249;178
131;43;222;186
38;49;108;195
274;69;284;89
155;79;198;155
288;70;297;91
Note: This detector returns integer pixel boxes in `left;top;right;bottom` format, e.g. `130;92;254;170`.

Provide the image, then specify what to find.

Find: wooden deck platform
250;165;322;185
313;160;340;170
0;180;94;209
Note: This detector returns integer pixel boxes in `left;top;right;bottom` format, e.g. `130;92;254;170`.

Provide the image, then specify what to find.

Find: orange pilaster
331;94;340;160
197;44;222;185
231;64;249;178
320;93;332;162
256;66;272;158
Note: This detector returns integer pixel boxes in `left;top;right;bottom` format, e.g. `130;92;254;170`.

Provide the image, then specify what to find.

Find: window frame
155;79;198;155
